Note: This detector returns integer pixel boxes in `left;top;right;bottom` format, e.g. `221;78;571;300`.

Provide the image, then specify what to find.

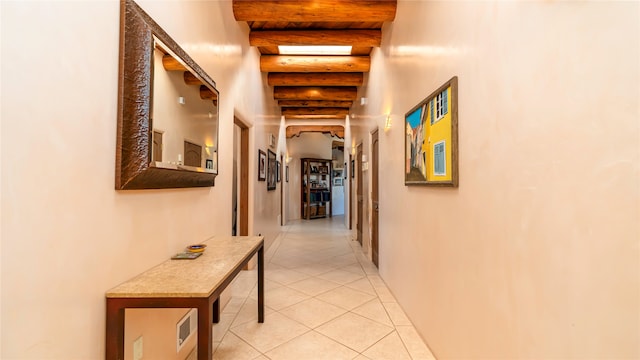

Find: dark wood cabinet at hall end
301;158;332;219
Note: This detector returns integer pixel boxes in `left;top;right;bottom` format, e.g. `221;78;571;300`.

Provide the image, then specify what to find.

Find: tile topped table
105;235;264;360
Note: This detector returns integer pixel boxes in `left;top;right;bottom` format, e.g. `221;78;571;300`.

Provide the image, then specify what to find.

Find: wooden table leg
197;298;213;360
105;299;125;360
258;245;264;323
212;298;220;324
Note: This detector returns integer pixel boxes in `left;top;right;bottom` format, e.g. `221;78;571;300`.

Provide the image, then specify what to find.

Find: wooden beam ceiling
162;55;186;71
260;56;370;73
278;100;353;108
274;86;357;101
286;125;345;138
183;72;202;86
250;30;381;47
281;107;349;116
268;73;363;87
233;0;396;120
233;1;397;23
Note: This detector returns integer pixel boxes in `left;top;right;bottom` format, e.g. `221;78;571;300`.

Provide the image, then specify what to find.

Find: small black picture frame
205;159;213;169
277;161;281;182
267;149;276;191
286;165;289;182
351;159;355;178
258;150;266;181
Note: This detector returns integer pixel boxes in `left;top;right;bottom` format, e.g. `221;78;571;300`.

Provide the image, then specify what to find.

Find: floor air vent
176;309;197;352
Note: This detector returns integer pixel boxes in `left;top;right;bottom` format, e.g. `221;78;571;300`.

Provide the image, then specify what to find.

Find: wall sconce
384;115;392;131
362;155;368;163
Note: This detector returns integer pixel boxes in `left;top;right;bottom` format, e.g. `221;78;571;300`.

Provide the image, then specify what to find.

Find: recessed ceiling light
278;45;352;55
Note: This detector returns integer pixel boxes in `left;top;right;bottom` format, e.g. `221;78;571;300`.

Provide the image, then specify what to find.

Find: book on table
171;252;203;260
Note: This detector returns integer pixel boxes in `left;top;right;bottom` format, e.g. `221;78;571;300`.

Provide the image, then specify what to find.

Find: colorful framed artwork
267;149;276;190
258;149;266;181
404;76;458;187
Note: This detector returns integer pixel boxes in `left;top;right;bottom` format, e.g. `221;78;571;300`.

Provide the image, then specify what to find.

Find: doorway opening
371;129;379;267
233;117;249;236
356;143;363;247
331;141;345;218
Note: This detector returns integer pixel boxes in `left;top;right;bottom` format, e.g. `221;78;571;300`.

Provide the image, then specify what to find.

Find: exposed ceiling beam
233;1;397;23
274;86;357;101
286;125;345;138
261;56;370;73
161;55;186;71
351;47;373;56
233;0;397;122
278;100;353;107
250;30;381;47
268;73;363;87
285;114;347;120
183;72;202;86
281;107;349;116
199;86;218;100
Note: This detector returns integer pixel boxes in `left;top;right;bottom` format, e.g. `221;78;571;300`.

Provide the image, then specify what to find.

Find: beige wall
351;1;639;358
0;1;279;358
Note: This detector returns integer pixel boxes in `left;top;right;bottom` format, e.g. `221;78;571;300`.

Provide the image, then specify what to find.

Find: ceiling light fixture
278;45;352;55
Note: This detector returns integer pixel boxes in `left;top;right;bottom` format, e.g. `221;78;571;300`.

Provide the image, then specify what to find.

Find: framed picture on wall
267;149;276;191
258;149;266;181
276;161;281;182
351;159;355;178
286;166;289;182
404;76;459;187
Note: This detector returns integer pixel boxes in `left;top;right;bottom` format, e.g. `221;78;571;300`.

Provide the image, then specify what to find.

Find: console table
105;236;264;360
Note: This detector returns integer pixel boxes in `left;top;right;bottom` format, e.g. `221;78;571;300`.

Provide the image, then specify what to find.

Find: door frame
234;117;249;236
371;129;379;267
348;154;352;230
356;143;364;247
280;154;284;226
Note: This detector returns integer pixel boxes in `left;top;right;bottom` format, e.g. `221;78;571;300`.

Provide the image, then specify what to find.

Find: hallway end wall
353;1;640;359
286;132;340;221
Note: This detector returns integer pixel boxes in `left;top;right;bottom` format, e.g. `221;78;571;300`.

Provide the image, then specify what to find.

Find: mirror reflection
115;0;219;189
151;37;218;174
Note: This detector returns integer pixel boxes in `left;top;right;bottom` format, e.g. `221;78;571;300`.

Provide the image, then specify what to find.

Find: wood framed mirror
116;0;219;189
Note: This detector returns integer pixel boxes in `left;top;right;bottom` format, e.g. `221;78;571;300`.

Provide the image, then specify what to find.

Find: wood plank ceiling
232;0;397;123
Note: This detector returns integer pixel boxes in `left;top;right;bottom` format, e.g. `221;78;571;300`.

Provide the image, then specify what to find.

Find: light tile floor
212;217;436;360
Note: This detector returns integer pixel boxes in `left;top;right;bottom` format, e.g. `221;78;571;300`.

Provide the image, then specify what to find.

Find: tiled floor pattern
212;217;436;360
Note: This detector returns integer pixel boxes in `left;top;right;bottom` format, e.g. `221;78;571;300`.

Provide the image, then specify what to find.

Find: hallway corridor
210;217;435;359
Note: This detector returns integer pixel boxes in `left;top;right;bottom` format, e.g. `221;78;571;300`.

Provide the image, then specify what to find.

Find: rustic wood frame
404;76;459;187
115;0;219;189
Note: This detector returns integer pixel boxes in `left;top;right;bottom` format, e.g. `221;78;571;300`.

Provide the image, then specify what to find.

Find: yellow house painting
405;76;458;186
